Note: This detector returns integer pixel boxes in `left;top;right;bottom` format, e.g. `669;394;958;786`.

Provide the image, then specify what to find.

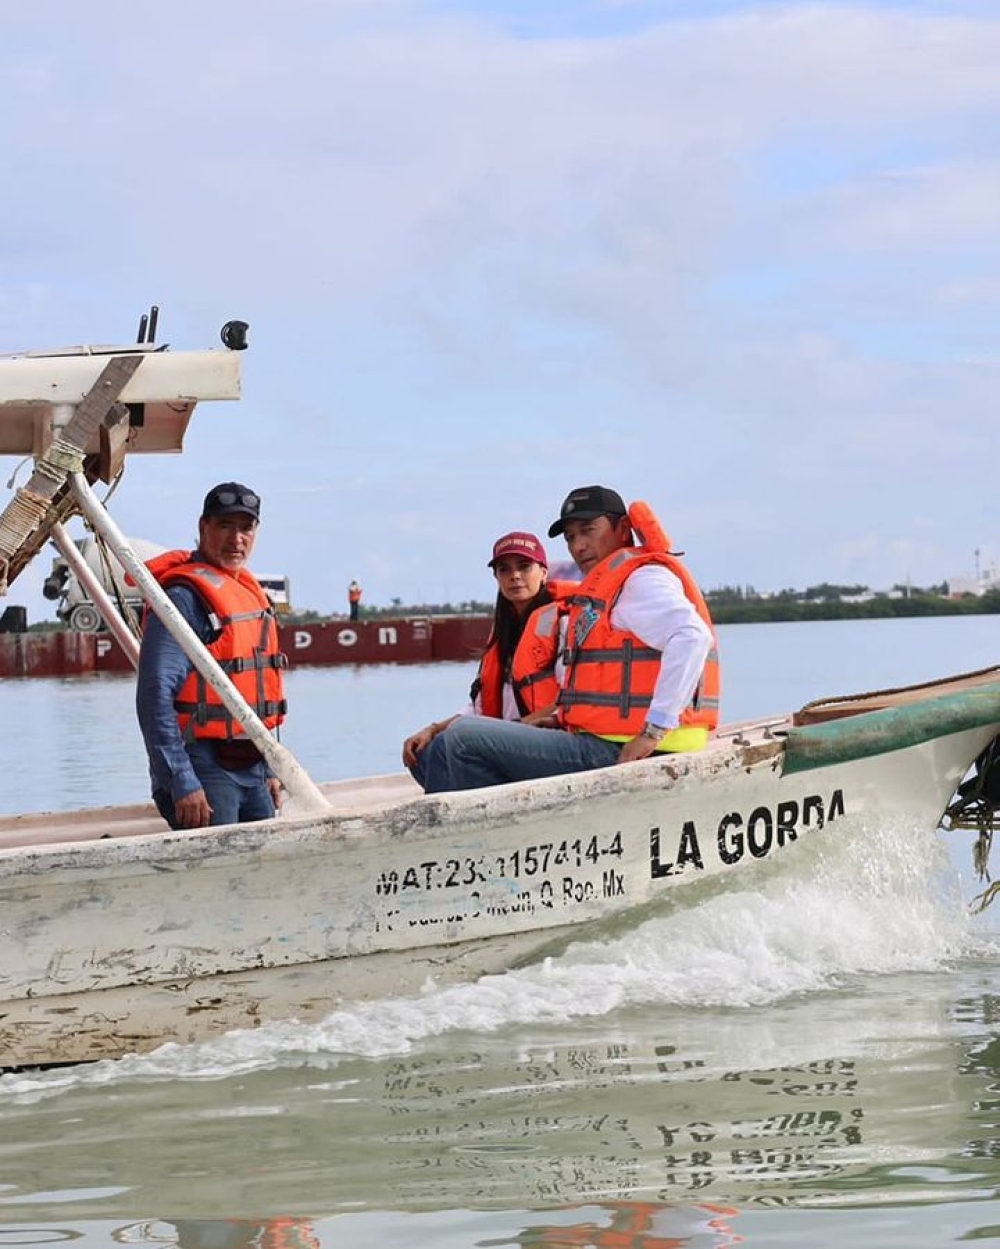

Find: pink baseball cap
488;531;548;569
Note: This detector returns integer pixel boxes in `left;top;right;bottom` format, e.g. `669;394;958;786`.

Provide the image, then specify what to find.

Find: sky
2;0;999;620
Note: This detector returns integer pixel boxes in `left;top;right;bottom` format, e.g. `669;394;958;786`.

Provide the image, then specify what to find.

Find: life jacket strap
560;646;660;664
558;690;653;710
215;608;271;626
514;666;556;690
687;645;720;712
175;699;287;721
222;653;288;674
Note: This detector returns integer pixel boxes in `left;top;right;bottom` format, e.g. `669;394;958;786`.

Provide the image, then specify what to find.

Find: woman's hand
402;726;436;768
402;716;458;767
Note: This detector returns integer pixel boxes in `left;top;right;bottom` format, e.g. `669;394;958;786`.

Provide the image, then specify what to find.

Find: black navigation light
221;320;249;351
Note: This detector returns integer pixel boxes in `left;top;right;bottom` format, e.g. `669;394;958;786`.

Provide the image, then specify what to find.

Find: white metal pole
50;523;141;668
69;472;330;814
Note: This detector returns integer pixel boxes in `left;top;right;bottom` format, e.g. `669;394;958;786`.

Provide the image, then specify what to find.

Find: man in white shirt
419;485;715;792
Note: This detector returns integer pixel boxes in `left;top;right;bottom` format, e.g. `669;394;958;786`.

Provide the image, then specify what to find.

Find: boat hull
0;715;990;1068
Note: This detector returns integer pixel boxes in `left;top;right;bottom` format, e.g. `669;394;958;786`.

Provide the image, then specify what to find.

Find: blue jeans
153;741;275;829
408;732;449;790
412;716;621;793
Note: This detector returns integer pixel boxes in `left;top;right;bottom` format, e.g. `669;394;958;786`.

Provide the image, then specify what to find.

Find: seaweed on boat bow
942;735;1000;910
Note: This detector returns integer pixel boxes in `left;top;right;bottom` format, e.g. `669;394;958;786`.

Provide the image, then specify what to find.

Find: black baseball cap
548;485;627;538
202;482;261;521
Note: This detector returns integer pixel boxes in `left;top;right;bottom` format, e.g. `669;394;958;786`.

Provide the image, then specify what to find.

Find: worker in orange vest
136;482;286;829
348;579;362;621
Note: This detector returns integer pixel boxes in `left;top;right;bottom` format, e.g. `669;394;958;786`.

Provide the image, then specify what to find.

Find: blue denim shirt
135;575;271;801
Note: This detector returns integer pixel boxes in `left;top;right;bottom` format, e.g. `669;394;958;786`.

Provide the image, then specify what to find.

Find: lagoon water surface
1;615;1000;1247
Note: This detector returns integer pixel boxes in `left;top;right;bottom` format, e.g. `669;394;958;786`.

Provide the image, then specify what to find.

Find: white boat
0;321;998;1071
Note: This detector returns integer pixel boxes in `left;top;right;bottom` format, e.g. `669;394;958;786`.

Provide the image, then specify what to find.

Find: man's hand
174;788;213;828
616;734;661;765
267;777;284;811
521;702;560;729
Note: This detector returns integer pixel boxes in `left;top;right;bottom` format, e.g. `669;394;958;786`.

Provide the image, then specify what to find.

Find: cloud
1;1;999;617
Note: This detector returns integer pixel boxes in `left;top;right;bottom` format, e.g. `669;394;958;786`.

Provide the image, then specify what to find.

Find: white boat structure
0;319;999;1070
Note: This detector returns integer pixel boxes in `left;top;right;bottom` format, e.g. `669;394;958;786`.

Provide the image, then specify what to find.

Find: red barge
0;615;492;679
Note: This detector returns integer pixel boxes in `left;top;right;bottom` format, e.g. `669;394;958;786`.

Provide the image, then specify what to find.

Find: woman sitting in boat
403;531;556;789
416;486;719;793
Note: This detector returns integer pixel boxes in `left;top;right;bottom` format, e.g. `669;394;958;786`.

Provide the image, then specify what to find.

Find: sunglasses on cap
214;489;260;509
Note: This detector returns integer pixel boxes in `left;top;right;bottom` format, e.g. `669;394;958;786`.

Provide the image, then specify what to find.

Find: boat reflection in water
0;994;995;1244
103;1203;744;1247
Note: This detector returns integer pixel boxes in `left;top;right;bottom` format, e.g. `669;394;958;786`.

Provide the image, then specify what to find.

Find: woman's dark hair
469;581;552;706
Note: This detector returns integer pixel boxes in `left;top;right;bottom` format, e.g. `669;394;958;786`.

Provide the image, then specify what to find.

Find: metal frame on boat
1;322;999;1070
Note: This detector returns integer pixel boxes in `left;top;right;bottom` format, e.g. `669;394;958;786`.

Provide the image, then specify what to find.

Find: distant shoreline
707;596;1000;625
26;595;1000;633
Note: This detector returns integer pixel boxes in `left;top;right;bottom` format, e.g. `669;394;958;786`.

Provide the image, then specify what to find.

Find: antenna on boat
135;304;159;345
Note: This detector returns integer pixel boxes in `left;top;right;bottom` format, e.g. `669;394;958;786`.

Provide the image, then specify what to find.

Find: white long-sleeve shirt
464;678;521;721
556;564;713;730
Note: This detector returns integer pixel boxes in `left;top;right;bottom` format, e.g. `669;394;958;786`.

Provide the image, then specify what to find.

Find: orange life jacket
474;635;505;719
511;580;576;714
472;581;574;719
146;550;287;741
513;503;719;736
348;584;362;603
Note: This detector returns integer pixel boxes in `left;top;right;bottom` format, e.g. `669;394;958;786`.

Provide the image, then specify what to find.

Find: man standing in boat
416;485;717;791
135;482;287;829
348;578;362;621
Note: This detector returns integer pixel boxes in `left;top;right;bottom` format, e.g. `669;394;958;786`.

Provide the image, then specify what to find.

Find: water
1;615;999;1246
